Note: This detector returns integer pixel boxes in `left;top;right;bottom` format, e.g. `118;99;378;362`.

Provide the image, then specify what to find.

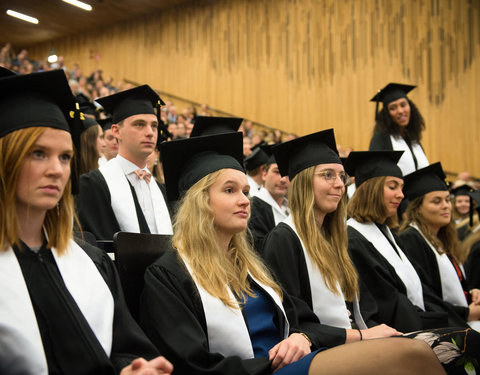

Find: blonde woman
0;69;172;374
262;132;400;345
140;131;445;375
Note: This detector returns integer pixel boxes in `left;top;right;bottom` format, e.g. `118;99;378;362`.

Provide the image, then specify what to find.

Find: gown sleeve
347;226;444;332
248;197;276;253
139;251;273;375
76;170;121;241
262;224;347;348
78;239;160;371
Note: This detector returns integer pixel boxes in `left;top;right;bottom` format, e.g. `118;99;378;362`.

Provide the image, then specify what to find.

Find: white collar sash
256;187;289;225
99;158;173;234
409;223;467;307
283;216;366;329
348;219;425;310
390;135;429;175
182;258;289;359
0;239;114;374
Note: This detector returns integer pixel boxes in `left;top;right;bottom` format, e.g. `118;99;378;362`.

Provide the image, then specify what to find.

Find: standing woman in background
369;83;429;176
0;69;172;375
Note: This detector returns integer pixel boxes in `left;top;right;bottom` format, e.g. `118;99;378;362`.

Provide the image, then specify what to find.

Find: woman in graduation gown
398;163;480;330
369;83;429;176
139;131;445;375
262;131;401;344
0;69;172;375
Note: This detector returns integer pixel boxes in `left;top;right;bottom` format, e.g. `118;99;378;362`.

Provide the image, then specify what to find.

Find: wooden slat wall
28;0;480;176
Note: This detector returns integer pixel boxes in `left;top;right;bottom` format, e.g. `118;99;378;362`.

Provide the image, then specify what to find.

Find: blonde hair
347;176;398;228
172;169;282;308
399;196;465;263
289;166;358;301
0;127;75;254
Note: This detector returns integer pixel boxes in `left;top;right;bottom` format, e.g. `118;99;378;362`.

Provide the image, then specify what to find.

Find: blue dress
243;283;319;374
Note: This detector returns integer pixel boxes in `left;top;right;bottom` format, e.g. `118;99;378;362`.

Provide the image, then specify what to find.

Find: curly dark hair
373;99;425;142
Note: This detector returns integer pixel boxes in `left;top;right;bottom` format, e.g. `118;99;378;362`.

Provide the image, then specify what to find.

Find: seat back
113;232;172;320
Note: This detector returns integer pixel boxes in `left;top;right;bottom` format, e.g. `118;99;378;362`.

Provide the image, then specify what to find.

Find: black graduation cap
95;85;165;124
344;151;404;187
272;129;341;181
0;69;82;193
82;116;99;131
190;116;243;137
403;162;448;201
76;93;96;115
160;132;245;201
98;117;113;131
451;184;473;197
244;144;273;171
371;83;416;120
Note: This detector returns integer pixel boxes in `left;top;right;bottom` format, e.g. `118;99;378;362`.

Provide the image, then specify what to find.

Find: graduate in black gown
369;83;429;176
76;85;173;241
345;152;480;373
0;69;172;375
398;163;480;331
262;131;401;346
139;132;445;375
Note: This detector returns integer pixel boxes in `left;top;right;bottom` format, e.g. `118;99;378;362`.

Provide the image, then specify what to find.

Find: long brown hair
0;127;75;254
172;169;282;308
289;166;358;301
399;196;464;263
79;124;100;175
347;176;398;228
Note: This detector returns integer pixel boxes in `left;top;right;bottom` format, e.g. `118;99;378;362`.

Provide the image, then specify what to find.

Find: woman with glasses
262;131;402;346
139;131;445;375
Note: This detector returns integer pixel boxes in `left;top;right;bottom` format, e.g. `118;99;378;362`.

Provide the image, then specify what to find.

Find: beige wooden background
28;0;480;176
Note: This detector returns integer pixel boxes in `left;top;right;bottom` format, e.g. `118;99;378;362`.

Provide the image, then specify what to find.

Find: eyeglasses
314;170;350;186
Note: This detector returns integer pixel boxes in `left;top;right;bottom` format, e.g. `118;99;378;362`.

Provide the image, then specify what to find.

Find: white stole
409;223;467;307
99;158;173;234
0;239;114;374
390;135;429;175
182;258;289;359
256;187;289;225
283;216;367;329
348;219;425;310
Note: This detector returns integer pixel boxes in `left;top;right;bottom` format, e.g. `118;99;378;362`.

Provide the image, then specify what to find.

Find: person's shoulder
79;168;107;186
369;131;392;151
74;237;109;265
149;250;189;281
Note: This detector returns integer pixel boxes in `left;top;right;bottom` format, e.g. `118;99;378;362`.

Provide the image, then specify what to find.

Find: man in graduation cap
98;117;118;166
76;85;173;241
369;82;429;176
248;150;290;252
244;142;270;197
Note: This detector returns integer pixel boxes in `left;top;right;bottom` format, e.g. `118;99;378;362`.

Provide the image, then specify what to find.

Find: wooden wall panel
28;0;480;176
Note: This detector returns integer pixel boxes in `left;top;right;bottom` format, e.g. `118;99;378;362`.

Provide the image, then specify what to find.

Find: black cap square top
0;70;77;138
160;132;245;201
95;85;165;124
190;116;243;137
451;184;473;197
272;129;341;181
403;162;448;201
370;83;416;107
345;151;404;187
244;144;273;171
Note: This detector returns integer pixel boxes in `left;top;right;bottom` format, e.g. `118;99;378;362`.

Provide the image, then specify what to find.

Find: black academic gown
248;197;276;253
465;241;480;289
399;227;470;321
76;169;170;241
10;238;159;375
347;226;467;331
261;223;348;347
139;250;325;375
